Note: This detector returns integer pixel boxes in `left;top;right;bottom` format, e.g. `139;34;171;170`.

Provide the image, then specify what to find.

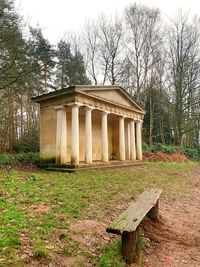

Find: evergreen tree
29;26;55;93
69;51;91;85
55;40;73;87
0;0;24;90
55;40;90;88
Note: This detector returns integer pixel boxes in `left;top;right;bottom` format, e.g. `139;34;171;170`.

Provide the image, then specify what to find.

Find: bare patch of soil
69;220;109;239
29;205;51;216
50;255;87;267
70;220;107;235
69;220;114;255
26;255;88;267
26;220;114;267
143;152;188;162
141;165;200;267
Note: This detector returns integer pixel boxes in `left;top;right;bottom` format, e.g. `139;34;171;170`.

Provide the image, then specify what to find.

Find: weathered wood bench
106;188;162;263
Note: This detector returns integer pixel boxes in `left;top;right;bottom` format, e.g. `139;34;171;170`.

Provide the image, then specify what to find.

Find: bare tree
98;14;123;85
81;14;124;85
167;10;200;145
82;20;99;85
125;3;162;104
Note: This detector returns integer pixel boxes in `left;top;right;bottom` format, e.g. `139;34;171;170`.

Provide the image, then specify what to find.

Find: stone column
71;104;80;166
101;111;109;162
127;122;131;160
119;116;125;161
55;106;67;164
130;120;136;160
85;106;93;164
136;120;143;160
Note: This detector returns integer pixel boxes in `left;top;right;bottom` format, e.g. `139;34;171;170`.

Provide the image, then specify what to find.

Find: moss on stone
40;157;56;165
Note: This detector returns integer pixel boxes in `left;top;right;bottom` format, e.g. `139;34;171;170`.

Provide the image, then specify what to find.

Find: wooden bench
106;188;162;263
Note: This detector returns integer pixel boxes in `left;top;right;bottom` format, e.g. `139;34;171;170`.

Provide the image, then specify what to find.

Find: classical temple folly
32;85;145;166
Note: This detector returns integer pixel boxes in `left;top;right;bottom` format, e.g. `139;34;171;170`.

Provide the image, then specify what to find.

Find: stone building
32;85;145;166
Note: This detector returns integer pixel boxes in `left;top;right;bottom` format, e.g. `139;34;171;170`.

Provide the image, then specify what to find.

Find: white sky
15;0;200;44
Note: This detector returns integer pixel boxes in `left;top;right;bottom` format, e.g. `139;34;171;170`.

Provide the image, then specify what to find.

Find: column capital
102;110;109;115
54;105;66;110
85;105;95;111
67;102;82;108
135;119;143;123
118;112;126;118
119;115;125;119
131;117;142;122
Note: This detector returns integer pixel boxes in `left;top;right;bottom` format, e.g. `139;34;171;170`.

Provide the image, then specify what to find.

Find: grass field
0;161;196;266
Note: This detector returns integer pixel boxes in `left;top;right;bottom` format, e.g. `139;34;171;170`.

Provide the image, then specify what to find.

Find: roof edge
31;85;145;113
31;86;75;102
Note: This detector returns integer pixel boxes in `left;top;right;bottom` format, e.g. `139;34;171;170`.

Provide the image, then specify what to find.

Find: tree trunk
8;88;14;153
20;98;23;139
159;113;165;145
28;88;32;141
44;63;47;93
15;106;18;141
149;93;153;147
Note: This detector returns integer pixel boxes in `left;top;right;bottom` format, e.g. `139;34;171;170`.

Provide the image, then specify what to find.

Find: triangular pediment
32;85;145;114
76;86;145;113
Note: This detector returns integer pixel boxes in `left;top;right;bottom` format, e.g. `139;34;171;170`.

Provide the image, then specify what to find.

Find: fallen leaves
143;152;188;162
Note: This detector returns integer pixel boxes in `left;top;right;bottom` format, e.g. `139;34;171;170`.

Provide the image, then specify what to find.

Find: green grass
0;161;197;266
99;228;147;267
99;238;125;267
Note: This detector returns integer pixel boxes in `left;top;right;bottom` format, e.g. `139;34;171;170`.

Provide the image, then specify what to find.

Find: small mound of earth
29;205;51;216
143;151;188;162
70;220;107;235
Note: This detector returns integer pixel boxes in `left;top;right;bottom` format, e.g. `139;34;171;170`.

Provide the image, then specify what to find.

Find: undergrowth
142;142;200;160
0;152;39;165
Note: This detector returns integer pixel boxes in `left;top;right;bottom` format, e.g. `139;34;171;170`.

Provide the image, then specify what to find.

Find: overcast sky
15;0;200;44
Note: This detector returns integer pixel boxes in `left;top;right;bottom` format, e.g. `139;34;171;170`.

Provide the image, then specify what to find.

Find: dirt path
142;165;200;267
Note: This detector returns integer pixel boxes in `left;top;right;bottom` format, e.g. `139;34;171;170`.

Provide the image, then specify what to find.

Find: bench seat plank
107;189;162;235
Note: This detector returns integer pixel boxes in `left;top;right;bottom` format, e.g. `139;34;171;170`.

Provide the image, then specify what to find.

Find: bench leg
122;228;140;264
148;200;160;222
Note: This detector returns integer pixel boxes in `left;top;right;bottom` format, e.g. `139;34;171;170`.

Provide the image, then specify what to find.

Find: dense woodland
0;0;200;154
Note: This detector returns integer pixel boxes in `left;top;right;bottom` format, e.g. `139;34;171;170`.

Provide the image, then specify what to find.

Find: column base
71;156;79;166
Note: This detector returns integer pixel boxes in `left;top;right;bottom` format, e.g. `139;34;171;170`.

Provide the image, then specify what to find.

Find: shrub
146;143;200;160
142;142;150;152
161;145;176;154
150;143;162;153
13;137;39;153
181;148;200;160
0;152;40;165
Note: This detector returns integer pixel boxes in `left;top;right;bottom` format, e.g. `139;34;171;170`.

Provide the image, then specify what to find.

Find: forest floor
0;161;199;266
